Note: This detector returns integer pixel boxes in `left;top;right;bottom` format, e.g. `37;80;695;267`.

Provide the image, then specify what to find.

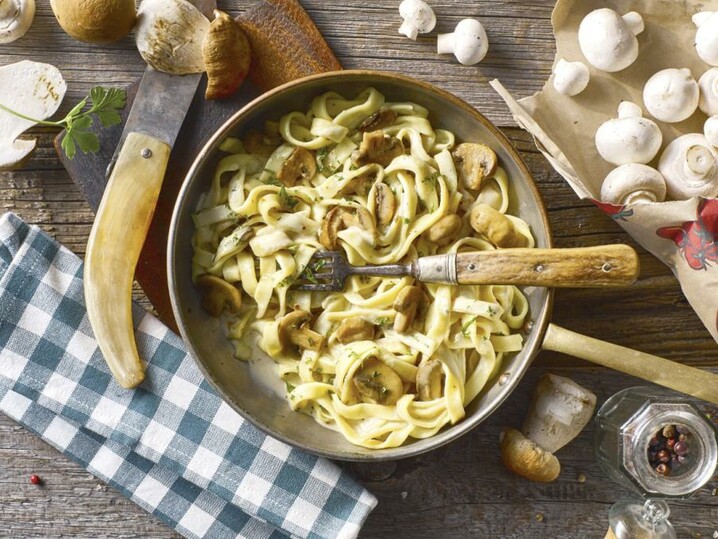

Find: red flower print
656;199;718;270
591;199;634;221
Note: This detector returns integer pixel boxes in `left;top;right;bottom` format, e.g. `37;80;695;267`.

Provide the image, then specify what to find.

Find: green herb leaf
279;186;299;209
461;316;479;337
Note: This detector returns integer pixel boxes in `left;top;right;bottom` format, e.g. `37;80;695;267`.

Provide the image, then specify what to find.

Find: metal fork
292;245;640;291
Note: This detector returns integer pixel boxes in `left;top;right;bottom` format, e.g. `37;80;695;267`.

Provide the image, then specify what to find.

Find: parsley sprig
0;86;127;159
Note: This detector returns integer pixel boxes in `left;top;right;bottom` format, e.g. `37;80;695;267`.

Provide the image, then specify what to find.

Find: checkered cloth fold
0;212;376;539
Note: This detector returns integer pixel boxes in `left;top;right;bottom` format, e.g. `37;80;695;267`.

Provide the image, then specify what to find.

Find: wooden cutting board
55;0;341;331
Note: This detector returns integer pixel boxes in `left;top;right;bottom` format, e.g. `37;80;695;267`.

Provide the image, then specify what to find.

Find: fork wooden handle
454;244;639;287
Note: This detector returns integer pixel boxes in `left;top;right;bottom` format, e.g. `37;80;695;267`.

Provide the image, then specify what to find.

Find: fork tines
292;250;344;291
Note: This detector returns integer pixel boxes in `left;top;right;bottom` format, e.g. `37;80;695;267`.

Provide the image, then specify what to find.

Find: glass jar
607;499;676;539
595;386;718;498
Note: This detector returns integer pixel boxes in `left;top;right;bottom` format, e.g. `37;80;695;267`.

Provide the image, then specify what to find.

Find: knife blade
84;0;217;389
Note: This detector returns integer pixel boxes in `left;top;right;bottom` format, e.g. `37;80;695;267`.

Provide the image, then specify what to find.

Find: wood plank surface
1;1;717;538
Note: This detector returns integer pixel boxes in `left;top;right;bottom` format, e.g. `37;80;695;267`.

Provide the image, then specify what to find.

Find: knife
84;0;217;389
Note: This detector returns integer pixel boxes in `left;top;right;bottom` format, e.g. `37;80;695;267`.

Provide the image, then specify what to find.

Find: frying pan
167;71;718;461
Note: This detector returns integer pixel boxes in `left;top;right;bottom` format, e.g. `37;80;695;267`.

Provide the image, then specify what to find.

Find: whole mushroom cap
398;0;436;40
698;68;718;117
50;0;135;43
693;11;718;67
705;116;718;147
643;68;699;123
578;8;643;72
438;18;489;66
0;0;35;44
594;102;662;166
600;163;667;205
658;133;718;199
552;58;590;96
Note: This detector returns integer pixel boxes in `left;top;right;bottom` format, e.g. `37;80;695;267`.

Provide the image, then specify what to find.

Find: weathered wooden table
2;1;717;537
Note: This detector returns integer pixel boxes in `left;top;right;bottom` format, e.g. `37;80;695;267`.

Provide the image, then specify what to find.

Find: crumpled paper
492;0;718;343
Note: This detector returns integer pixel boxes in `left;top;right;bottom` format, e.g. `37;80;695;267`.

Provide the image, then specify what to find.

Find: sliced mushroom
352;130;405;167
277;147;316;186
359;109;398;132
352;356;404;405
319;206;376;250
195;274;242;317
374;183;396;226
424;214;462;245
416;359;444;400
242;130;279;156
500;427;561;482
278;310;324;352
469;203;527;248
452;143;498;190
336;317;375;344
339;168;378;197
393;285;424;333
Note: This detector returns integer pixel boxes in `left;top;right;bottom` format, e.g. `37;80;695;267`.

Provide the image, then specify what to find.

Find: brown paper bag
492;0;718;343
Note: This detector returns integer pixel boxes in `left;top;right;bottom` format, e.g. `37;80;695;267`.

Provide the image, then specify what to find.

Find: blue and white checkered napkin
0;212;376;539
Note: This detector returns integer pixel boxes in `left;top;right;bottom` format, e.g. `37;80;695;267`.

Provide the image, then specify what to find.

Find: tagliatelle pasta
191;87;534;449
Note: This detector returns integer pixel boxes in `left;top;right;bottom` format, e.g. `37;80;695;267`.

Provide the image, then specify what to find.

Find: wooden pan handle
542;324;718;405
456;244;639;288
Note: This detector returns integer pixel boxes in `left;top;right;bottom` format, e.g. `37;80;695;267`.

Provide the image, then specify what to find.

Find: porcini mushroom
336;317;375;344
416;359;444;401
577;9;643;72
0;0;34;43
277;147;316;186
202;9;251;100
397;0;435;40
352;357;404;405
393;285;424;333
500;428;561;482
698;68;718;117
451;143;498;190
521;373;597;454
658;133;718;199
359;109;398;133
424;213;462;245
319;206;376;250
50;0;134;44
693;11;718;67
600;164;667;205
0;61;67;171
552;58;590;97
374;183;396;227
135;0;210;75
469;204;527;248
705;116;718;148
195;274;242;317
643;68;700;123
278;310;324;353
437;18;489;66
352;130;404;167
595;102;662;166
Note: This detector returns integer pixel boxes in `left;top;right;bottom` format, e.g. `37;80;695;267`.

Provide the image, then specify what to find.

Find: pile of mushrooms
501;373;596;482
559;6;718;205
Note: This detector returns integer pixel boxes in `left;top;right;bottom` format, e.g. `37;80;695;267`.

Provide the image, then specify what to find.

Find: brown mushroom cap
278;310;324;352
374;183;396;227
352;356;404;405
469;203;527;248
393;285;424;333
500;427;561;482
424;213;462;246
319;206;376;250
242;129;279;156
452;143;498;190
195;274;242;317
416;359;444;400
359;109;398;132
336;317;375;344
277;147;317;187
352;130;405;168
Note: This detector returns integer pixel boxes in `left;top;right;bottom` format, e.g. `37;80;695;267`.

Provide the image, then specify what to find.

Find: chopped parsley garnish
461;316;479;337
279;186;299;209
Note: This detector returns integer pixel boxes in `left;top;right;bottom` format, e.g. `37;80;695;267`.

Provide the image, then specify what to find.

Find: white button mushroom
693;12;718;67
595;101;662;166
0;0;35;43
577;9;643;72
698;68;718;117
398;0;436;40
705;116;718;148
552;58;590;96
600;163;667;205
437;19;488;66
658;133;718;199
643;68;700;123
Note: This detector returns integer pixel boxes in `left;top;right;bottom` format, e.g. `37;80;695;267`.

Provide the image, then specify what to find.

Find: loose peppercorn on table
2;1;718;537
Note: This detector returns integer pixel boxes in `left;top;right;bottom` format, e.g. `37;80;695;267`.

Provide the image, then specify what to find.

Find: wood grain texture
455;245;639;287
1;0;718;537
